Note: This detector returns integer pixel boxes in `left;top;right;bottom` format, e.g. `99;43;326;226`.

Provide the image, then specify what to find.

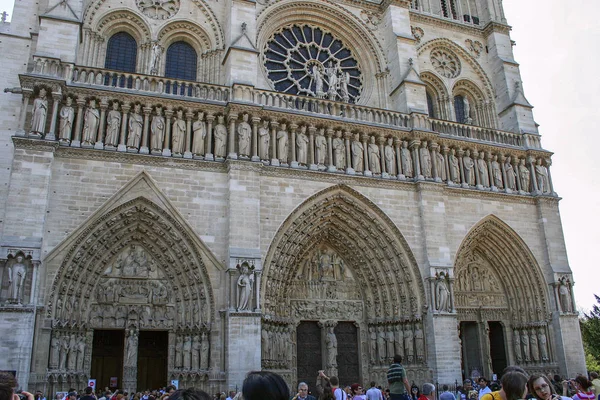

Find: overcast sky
0;0;596;312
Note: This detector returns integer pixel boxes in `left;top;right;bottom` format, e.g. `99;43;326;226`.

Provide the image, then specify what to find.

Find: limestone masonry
0;0;585;395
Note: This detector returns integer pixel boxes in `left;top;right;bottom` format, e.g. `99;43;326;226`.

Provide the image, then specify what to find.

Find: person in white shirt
365;381;383;400
478;378;492;400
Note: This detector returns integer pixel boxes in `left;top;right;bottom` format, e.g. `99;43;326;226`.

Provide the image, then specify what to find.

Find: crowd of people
2;358;600;400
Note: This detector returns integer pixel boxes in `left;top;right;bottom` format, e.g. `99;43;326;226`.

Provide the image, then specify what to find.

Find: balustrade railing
430;119;523;147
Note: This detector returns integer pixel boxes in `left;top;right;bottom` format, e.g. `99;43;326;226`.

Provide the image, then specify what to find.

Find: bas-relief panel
455;254;507;309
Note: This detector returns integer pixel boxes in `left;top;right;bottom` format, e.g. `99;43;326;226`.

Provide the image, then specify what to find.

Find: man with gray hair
422;383;436;400
293;382;316;400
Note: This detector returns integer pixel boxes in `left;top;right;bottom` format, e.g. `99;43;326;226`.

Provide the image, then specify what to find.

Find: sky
0;0;597;313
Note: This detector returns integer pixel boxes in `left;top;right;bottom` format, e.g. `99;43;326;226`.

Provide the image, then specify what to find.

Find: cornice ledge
0;305;36;313
483;21;512;37
409;13;484;36
13;136;60;152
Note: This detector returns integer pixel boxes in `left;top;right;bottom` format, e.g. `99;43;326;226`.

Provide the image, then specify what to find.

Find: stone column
71;97;86;147
228;114;238;159
162;108;173;157
442;146;451;184
94;100;108;149
17;90;33;136
47;93;62;141
184;110;194;159
327;128;336;172
410;139;423;180
140;106;152;154
429;142;439;182
362;134;372;177
513;157;522;192
271;121;279;166
344;131;354;175
205;114;214;160
290;123;298;168
499;154;509;193
378;135;387;177
528;156;539;193
458;148;467;187
251;117;260;161
486;152;494;190
123;329;139;393
117;104;130;152
394;138;404;180
545;158;556;195
308;125;317;170
473;150;482;188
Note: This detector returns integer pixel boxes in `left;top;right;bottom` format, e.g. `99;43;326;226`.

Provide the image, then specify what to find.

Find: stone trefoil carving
430;48;461;78
136;0;180;20
263;25;362;103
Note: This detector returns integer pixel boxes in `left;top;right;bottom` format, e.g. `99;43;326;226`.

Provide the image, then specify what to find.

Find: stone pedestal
224;311;261;390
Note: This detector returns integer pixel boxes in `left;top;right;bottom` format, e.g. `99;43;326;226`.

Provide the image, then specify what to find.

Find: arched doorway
454;215;555;379
261;185;428;387
45;195;216;393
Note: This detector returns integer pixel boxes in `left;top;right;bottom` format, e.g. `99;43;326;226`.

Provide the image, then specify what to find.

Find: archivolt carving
95;9;151;44
262;184;425;321
46;197;215;330
157;20;216;52
453;79;486;103
257;0;387;105
454;215;548;325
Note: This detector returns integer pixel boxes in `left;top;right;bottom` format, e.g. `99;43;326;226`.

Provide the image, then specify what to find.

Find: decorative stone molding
136;0;180;20
411;26;424;43
465;39;484;58
430;48;461;78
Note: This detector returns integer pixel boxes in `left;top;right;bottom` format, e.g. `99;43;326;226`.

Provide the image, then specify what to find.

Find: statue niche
1;252;33;304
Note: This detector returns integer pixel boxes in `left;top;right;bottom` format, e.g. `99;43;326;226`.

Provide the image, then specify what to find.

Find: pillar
205;114;214;160
362;134;371;177
290;123;298;168
251;117;260;162
308;125;317;170
184;110;194;159
140;106;152;155
118;104;130;153
410;139;423;180
394;137;404;180
270;121;279;166
344;131;354;175
95;100;108;150
228;114;238;159
327;128;336;172
46;93;61;141
162;108;173;157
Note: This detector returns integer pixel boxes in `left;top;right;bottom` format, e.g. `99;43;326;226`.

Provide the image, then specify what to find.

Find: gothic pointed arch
454;215;549;324
94;9;152;45
44;172;220;330
421;71;450;120
256;0;387;106
262;184;425;320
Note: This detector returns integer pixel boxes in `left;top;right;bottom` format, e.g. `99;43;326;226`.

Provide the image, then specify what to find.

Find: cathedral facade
0;0;586;395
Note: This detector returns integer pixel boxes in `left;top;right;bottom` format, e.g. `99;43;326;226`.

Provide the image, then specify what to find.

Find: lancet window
104;32;137;73
165;41;198;82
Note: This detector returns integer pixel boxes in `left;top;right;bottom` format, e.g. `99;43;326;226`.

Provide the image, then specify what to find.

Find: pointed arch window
427;92;437;119
165;41;197;81
105;32;137;73
454;95;466;123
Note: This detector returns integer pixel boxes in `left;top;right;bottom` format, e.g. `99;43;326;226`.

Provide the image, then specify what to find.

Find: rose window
430;48;461;78
263;25;363;103
136;0;180;20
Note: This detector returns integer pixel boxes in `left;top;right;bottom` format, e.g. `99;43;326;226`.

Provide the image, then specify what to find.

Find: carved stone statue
558;276;573;313
435;272;450;312
172;109;186;155
538;329;549;361
491;155;503;188
448;149;460;183
59;97;75;143
175;335;183;368
368;326;377;364
59;333;68;369
8;255;27;303
463;97;472;124
386;326;395;360
277;124;288;163
183;335;192;369
258;120;270;161
529;330;539;362
151;106;166;152
519;159;530;191
127;104;143;150
435;149;446;181
200;332;209;370
521;330;530;362
67;334;77;370
384;138;396;175
377;326;386;364
339;71;350;103
333;131;346;169
149;42;162;75
368;136;381;174
214;115;227;158
414;324;424;362
325;61;339;100
76;334;85;371
30;88;48;136
296;126;309;165
505;156;516;190
463;150;475;185
315;131;327;165
237;114;251;157
191;112;206;156
535;159;550;193
312;65;324;98
477;152;489;187
351;133;364;172
50;331;60;369
126;329;138;366
394;325;404;357
404;324;414;362
192;335;200;370
420;141;432;178
513;330;522;363
105;102;121;147
401;141;413;178
325;326;337;368
82;99;100;145
236;262;255;311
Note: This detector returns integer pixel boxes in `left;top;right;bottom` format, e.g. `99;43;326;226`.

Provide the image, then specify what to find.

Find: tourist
527;374;569;400
387;355;411;400
365;382;383;400
409;385;422;400
242;371;289;400
589;373;600;400
478;379;492;400
439;385;456;400
80;388;96;400
316;371;346;400
480;370;528;400
565;376;595;400
35;391;46;400
169;389;211;400
225;392;235;400
422;384;435;400
0;372;34;400
350;384;366;400
292;382;316;400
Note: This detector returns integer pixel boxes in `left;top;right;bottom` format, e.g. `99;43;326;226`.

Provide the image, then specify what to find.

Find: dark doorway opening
137;331;169;391
296;321;322;390
488;322;507;376
335;322;359;387
91;330;125;390
460;321;482;379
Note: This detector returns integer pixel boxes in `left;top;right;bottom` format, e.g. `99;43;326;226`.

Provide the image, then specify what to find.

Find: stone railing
430;119;522;147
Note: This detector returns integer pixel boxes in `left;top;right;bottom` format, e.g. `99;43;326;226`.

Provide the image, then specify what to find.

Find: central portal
91;330;125;390
137;331;168;391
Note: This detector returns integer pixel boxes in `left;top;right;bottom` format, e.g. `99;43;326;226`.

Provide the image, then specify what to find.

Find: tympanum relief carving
455;254;507;309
